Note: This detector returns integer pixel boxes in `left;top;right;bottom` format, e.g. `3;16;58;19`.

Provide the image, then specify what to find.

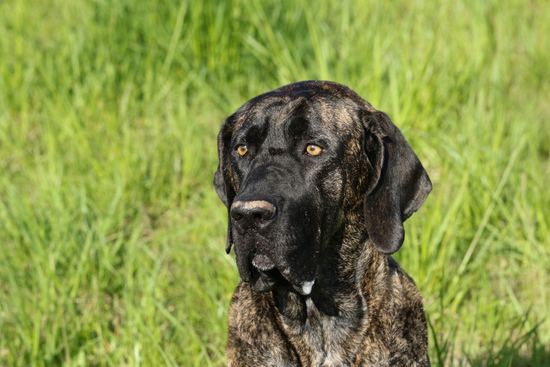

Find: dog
214;81;432;366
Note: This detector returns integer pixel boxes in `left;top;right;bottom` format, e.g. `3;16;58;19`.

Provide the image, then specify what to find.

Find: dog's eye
236;145;248;156
306;144;324;156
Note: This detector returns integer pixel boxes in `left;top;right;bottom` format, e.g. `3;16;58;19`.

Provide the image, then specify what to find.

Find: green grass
1;0;549;365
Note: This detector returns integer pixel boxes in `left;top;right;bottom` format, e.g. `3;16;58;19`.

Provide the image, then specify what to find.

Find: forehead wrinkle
232;96;289;133
273;97;308;128
262;98;311;147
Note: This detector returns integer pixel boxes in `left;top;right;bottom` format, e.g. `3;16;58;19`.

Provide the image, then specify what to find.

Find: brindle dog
214;81;432;366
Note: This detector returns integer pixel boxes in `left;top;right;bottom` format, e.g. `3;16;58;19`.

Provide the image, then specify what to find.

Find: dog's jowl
214;81;432;366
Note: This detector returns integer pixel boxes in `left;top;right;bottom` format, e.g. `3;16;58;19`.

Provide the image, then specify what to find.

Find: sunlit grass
1;0;549;365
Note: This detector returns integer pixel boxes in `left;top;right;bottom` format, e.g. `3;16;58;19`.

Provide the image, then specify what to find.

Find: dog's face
215;81;431;295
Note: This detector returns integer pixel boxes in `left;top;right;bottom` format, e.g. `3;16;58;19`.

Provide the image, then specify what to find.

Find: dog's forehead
232;86;367;137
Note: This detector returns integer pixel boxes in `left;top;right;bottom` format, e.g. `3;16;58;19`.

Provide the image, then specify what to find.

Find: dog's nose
230;200;277;230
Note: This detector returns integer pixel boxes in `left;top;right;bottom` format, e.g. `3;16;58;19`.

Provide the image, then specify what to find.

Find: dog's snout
230;200;277;230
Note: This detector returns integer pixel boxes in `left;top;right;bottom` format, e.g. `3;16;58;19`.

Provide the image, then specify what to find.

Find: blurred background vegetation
1;0;549;365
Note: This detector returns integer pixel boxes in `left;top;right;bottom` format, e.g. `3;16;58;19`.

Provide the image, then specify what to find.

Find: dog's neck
270;218;379;365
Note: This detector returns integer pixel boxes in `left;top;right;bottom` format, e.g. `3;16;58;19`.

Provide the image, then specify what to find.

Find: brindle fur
215;81;432;366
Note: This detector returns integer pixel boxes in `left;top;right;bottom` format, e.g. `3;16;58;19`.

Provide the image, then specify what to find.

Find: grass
0;0;549;365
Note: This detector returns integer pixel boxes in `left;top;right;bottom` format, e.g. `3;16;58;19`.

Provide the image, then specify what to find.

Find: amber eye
306;144;324;156
236;145;248;156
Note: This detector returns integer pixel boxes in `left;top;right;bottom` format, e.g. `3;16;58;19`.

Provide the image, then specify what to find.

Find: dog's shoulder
358;253;430;366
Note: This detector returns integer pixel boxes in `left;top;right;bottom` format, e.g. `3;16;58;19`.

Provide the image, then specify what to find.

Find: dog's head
214;81;431;295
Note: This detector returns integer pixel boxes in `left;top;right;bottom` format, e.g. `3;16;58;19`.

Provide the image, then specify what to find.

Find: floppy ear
214;115;238;254
361;109;432;255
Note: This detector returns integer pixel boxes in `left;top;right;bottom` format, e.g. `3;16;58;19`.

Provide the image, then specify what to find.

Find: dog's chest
282;298;367;366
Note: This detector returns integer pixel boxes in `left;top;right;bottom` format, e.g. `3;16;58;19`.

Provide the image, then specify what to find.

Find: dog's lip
251;252;276;271
292;280;315;296
249;255;316;296
265;266;316;296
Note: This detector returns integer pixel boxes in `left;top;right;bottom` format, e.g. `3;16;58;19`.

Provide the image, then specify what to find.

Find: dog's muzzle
229;198;316;295
230;199;278;272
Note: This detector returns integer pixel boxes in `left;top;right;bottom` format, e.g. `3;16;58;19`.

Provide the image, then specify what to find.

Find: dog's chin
249;272;276;293
248;266;278;293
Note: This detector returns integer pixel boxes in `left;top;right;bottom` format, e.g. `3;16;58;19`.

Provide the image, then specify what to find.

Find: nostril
232;212;243;221
254;213;266;224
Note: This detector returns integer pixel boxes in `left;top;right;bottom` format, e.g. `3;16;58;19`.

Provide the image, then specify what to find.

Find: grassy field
1;0;549;365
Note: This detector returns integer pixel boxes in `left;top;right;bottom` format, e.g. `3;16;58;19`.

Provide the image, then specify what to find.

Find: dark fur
214;81;432;366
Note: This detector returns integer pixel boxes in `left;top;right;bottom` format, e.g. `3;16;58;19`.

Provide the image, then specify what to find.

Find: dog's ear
214;114;238;254
361;109;432;255
214;167;229;207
